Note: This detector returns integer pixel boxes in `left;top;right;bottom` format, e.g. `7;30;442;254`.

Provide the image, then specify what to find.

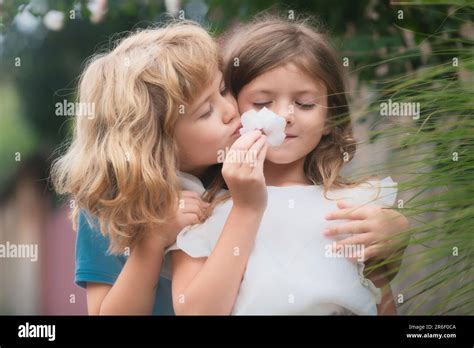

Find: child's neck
264;157;311;187
181;165;208;180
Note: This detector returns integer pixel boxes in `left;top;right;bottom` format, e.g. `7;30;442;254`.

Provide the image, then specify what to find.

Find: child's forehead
244;63;327;92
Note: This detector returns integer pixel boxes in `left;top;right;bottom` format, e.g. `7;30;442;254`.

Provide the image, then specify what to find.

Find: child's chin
265;149;299;164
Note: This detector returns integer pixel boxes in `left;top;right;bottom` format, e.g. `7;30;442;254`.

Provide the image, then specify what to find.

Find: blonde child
51;21;245;314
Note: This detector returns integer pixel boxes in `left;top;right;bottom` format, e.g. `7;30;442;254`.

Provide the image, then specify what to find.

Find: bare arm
171;130;268;315
172;205;264;315
87;239;166;315
377;283;397;315
86;190;208;315
86;282;111;314
384;236;409;282
365;261;397;315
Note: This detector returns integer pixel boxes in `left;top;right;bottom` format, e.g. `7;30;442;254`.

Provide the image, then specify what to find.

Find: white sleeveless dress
167;173;398;315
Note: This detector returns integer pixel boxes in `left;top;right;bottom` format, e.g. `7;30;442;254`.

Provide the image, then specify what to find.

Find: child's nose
275;103;295;124
222;94;239;123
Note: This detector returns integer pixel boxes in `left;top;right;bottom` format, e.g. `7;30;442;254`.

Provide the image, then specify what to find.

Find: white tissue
239;107;286;146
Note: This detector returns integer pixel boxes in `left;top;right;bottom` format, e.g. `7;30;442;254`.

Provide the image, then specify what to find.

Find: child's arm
89;237;166;315
172;130;268;315
367;265;397;315
86;190;208;315
172;205;264;315
325;200;410;281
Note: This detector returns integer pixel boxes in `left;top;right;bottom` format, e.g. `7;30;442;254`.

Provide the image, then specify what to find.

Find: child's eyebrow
248;90;274;96
293;88;322;95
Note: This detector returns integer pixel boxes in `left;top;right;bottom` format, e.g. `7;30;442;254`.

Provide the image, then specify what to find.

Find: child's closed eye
199;105;214;119
295;101;316;110
253;101;272;108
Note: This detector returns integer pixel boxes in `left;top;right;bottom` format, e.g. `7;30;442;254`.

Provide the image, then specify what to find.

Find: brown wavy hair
51;21;222;253
222;15;362;193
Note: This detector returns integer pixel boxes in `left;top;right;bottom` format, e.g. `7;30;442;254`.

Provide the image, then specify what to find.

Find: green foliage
349;8;473;313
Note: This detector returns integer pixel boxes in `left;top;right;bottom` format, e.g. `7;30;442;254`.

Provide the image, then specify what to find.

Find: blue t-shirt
75;211;175;315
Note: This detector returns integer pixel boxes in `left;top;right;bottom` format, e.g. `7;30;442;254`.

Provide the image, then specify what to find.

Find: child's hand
324;200;409;262
222;130;269;213
143;190;210;250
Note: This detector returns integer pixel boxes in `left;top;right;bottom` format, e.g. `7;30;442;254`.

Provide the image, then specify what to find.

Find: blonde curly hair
51;21;221;253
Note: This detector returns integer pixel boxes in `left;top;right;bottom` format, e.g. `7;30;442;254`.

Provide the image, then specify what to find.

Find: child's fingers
336;200;355;209
229;130;262;152
179;202;207;221
360;244;385;262
247;134;266;156
332;244;366;264
226;132;264;173
325;205;368;221
178;199;209;218
224;133;258;172
333;232;374;250
181;212;200;226
253;141;268;172
323;221;368;236
245;135;267;168
181;203;205;221
179;191;210;208
178;195;204;208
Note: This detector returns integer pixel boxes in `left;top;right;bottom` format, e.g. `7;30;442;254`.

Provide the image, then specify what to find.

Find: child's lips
231;124;242;136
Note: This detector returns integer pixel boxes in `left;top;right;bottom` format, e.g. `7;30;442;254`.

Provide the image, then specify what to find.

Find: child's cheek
201;127;230;154
304;112;327;138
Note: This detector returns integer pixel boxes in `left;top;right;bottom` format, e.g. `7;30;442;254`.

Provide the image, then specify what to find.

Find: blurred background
0;0;473;314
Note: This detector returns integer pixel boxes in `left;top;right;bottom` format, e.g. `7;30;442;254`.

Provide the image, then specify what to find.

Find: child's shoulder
326;176;398;207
